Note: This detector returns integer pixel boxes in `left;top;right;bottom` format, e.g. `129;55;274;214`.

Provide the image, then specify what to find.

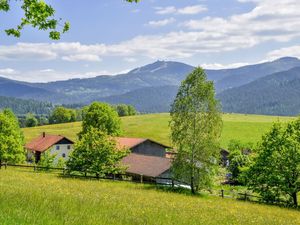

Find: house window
56;145;60;150
62;153;66;158
67;145;71;150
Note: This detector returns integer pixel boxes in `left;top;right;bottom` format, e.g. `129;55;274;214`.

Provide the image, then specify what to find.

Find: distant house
116;137;170;157
116;137;172;180
25;134;172;181
25;132;74;163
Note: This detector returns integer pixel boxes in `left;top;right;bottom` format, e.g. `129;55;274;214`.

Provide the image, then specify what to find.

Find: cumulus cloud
147;18;176;27
124;57;137;63
0;68;19;75
155;6;176;15
155;5;207;15
201;62;250;70
267;45;300;60
181;0;300;47
177;5;207;15
62;54;102;62
1;1;300;63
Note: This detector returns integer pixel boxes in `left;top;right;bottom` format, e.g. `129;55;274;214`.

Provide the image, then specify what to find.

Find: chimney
42;132;46;137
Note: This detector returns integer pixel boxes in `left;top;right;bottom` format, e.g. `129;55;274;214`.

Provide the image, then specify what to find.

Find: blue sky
1;0;300;82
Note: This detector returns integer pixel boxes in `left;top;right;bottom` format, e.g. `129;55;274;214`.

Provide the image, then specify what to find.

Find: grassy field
0;168;299;225
23;113;295;148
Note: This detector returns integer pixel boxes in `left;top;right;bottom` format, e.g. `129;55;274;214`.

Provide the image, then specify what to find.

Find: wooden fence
0;163;177;186
0;163;296;208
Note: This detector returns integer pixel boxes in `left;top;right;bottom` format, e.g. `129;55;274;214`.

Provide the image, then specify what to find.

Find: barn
25;134;172;181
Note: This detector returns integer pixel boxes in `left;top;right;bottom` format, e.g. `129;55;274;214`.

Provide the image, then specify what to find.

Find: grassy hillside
23;113;295;148
0;168;299;225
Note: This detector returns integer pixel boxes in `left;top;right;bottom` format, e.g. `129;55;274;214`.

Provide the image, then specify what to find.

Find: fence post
113;174;116;180
171;179;174;188
4;163;7;169
221;189;224;198
244;192;247;201
140;174;143;183
63;168;65;175
34;165;36;172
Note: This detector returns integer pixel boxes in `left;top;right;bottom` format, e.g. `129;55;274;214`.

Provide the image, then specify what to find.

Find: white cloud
201;62;249;70
1;1;300;63
0;43;57;60
147;18;176;27
62;54;102;62
0;68;19;75
177;5;207;15
124;57;137;63
180;0;300;50
155;6;176;15
155;5;207;15
267;45;300;60
39;69;55;73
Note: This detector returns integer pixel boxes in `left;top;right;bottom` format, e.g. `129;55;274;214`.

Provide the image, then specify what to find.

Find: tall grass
0;168;299;225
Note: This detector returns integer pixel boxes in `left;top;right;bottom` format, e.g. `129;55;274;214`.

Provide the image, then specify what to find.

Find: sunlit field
23;113;295;148
0;168;299;225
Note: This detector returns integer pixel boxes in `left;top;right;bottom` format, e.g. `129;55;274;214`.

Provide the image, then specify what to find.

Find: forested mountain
213;57;300;92
0;57;300;115
31;61;194;103
0;96;53;115
99;85;178;113
217;67;300;116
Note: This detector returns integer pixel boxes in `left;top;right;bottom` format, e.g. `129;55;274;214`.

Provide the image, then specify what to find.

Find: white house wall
49;144;73;163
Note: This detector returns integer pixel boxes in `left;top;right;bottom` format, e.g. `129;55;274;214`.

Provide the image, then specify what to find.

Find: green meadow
23;113;295;148
0;168;299;225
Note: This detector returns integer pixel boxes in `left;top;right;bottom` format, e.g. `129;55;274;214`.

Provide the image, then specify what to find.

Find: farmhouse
117;137;172;179
25;132;74;163
25;134;172;180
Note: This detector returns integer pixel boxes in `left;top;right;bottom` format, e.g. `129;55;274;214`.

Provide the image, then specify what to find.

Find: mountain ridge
0;57;299;115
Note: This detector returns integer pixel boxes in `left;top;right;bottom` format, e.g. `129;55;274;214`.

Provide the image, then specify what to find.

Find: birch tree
170;67;222;194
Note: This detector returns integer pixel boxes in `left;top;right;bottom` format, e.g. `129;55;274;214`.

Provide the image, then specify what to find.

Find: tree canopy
246;118;300;207
170;67;222;194
49;106;76;124
0;0;139;40
80;102;121;137
0;109;25;164
67;128;128;176
25;113;38;127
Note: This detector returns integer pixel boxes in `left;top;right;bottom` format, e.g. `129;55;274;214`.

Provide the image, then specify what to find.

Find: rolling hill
218;67;300;116
23;113;295;148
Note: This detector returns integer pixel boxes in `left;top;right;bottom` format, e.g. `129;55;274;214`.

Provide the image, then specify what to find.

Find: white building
25;132;74;163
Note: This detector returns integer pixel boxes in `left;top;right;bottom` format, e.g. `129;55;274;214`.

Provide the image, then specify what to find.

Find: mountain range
0;57;300;116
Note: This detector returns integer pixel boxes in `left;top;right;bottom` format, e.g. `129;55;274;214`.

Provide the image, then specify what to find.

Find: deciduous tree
25;113;38;127
49;106;75;124
0;109;25;165
170;67;222;194
247;119;300;207
80;102;121;137
67;128;128;176
0;0;139;40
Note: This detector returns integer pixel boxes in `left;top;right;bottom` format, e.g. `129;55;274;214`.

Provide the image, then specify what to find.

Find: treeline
0;96;53;115
17;103;137;128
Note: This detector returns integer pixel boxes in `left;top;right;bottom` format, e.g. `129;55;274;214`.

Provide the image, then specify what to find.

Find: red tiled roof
25;134;74;152
115;137;147;149
115;137;171;150
121;153;171;177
